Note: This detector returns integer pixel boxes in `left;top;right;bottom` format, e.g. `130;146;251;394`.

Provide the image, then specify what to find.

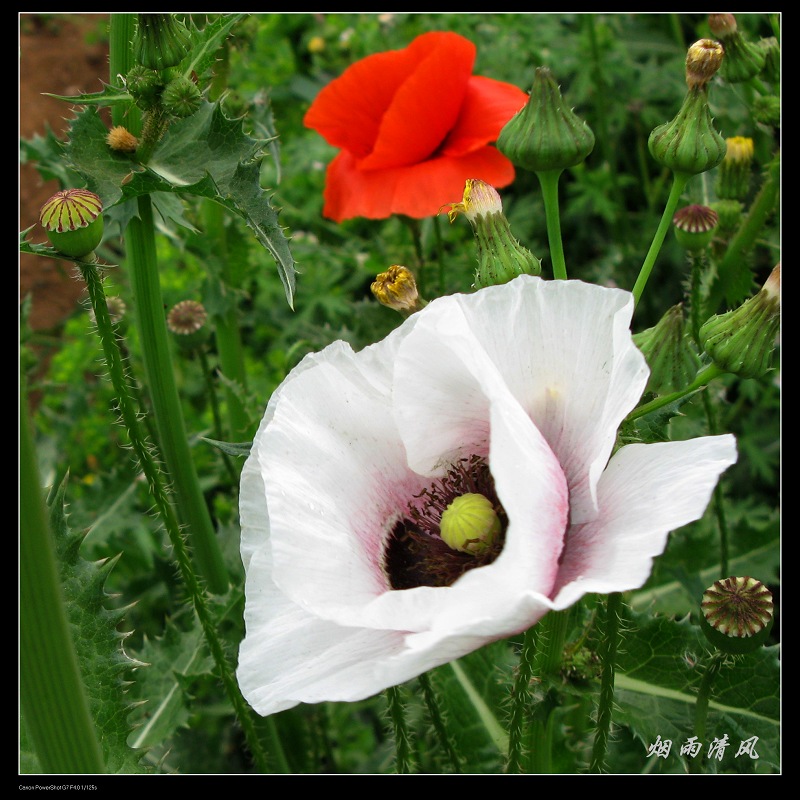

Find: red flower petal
322;147;517;221
304;32;475;167
441;76;528;158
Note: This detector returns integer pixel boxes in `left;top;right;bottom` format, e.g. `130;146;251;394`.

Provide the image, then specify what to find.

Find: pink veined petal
429;277;650;524
321;147;516;221
551;434;738;609
441;75;529;158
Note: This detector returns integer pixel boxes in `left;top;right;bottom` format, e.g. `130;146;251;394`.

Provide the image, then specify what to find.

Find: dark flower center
383;455;507;590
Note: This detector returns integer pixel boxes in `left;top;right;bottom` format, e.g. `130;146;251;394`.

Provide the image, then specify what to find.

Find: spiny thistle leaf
63;103;296;307
179;14;248;84
48;475;149;773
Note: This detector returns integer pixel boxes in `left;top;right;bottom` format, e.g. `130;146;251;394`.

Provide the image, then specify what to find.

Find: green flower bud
758;37;780;85
497;66;594;174
439;493;501;556
39;189;104;259
752;95;781;128
708;13;766;84
700;576;774;655
125;64;164;110
648;84;726;177
699;264;780;379
134;13;191;71
443;179;542;289
672;204;719;252
167;300;210;352
371;265;426;316
716;137;754;201
633;304;700;394
710;198;744;233
162;76;202;118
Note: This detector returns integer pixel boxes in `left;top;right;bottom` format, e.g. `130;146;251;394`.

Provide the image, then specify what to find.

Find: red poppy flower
303;31;528;222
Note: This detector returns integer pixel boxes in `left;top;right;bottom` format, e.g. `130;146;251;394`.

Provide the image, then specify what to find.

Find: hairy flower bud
134;13;191;71
700;576;774;655
497;66;594;174
161;76;202;118
633;304;700;394
125;64;164;110
443;179;542;289
672;204;719;252
371;265;426;315
699;264;780;379
106;125;139;153
39;188;104;259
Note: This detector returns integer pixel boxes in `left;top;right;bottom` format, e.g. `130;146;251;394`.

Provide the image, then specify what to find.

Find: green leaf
201;437;252;458
612;609;779;772
44;82;133;108
48;476;149;773
64;103;296;307
181;14;249;83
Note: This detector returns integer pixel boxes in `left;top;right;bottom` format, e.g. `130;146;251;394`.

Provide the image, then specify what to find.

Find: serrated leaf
44;82;133;108
48;476;148;773
127;617;215;750
611;609;779;772
64;104;296;307
181;14;248;83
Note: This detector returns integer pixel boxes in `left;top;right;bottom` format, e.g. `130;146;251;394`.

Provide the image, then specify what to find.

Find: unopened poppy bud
497;66;595;174
685;39;724;89
39;188;104;259
106;125;139;154
672;204;719;251
716;137;754;200
167;300;210;351
371;265;426;315
708;13;766;84
700;576;774;655
439;493;501;556
648;58;726;177
162;76;202;118
699;264;780;379
134;13;191;71
443;179;542;289
633;304;700;394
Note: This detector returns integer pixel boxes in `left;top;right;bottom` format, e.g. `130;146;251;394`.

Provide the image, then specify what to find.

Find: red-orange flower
303;31;528;222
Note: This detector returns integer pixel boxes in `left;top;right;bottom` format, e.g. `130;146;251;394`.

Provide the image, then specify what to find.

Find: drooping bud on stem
443;179;541;289
39;189;104;260
708;13;766;84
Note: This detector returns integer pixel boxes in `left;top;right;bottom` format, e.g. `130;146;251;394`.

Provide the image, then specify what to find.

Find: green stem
625;364;724;422
20;387;106;774
589;592;622;773
127;196;229;593
202;200;253;441
701;391;730;578
506;626;537;773
690;651;724;773
631;172;690;307
80;261;275;773
418;672;461;773
197;346;239;485
385;685;415;774
707;156;780;314
536;169;568;280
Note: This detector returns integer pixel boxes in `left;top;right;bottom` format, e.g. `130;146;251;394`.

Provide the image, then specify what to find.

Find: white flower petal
551;434;738;608
396;276;649;524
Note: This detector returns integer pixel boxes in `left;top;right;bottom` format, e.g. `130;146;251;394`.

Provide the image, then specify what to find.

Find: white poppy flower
237;275;737;716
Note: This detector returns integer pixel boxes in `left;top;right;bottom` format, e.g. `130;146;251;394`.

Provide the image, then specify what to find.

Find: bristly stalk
419;671;462;773
505;625;537;773
385;685;415;774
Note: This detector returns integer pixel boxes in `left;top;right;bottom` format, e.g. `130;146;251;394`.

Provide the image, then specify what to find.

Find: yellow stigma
439;493;501;555
371;265;424;313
